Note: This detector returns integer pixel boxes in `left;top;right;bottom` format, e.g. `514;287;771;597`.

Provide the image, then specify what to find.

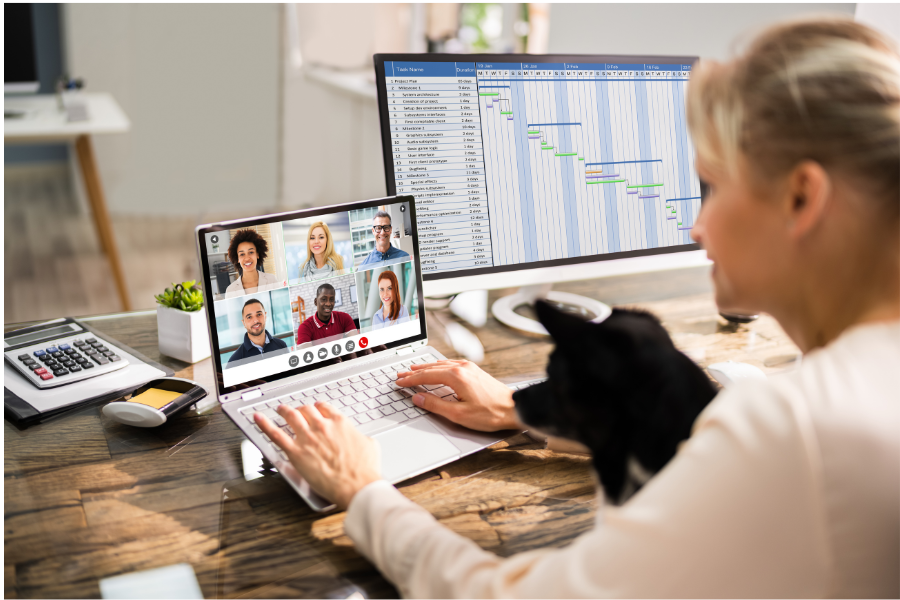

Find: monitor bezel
195;194;427;398
373;52;703;283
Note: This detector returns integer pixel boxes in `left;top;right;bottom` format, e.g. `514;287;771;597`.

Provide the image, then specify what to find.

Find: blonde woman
299;221;345;282
257;18;899;597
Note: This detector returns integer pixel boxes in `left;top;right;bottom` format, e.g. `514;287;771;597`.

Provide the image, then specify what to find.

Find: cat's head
513;300;717;502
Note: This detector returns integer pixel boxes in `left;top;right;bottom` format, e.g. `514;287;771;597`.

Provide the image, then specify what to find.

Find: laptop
196;195;528;511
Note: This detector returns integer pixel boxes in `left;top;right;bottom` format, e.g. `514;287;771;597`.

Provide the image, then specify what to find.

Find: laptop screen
196;195;427;395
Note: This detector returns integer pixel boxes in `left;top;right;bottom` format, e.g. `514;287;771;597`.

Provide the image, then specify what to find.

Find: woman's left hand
255;402;381;509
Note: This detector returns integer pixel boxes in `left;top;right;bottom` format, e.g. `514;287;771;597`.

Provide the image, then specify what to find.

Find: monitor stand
490;284;612;335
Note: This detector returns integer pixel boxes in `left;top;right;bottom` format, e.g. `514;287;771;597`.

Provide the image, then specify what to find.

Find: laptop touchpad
374;418;461;484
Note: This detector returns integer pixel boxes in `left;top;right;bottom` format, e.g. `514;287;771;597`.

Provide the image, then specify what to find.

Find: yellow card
129;388;182;409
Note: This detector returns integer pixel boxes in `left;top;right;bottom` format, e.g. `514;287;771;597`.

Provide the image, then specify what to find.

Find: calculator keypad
9;335;123;386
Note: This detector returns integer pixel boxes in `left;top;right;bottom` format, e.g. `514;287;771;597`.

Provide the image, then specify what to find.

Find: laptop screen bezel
195;194;427;398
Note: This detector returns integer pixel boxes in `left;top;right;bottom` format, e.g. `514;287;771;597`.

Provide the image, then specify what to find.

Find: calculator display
5;324;79;346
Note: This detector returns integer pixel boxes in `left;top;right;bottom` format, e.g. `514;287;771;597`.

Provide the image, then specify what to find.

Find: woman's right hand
396;360;521;432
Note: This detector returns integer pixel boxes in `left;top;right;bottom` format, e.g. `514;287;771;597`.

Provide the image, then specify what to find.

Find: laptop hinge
241;389;264;401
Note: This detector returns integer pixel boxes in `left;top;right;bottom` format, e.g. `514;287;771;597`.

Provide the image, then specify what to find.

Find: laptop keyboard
236;353;547;463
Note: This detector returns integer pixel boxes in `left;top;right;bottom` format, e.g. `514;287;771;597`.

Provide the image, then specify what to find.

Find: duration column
386;61;492;274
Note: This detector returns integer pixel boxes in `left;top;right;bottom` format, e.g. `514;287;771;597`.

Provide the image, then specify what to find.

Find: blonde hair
687;18;899;219
302;221;344;271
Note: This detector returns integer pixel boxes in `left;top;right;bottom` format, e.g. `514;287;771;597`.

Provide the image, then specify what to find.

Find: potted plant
155;280;211;363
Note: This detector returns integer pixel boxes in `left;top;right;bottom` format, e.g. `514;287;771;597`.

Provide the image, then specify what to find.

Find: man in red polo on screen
297;283;358;344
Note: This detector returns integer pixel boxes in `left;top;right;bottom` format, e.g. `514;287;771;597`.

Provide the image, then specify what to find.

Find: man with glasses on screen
226;299;288;367
358;211;410;267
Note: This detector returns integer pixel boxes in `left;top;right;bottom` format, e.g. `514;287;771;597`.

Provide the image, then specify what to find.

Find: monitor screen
375;55;702;282
5;4;38;91
197;196;425;392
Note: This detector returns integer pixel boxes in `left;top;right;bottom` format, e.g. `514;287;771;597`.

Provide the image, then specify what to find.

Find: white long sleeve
344;321;900;598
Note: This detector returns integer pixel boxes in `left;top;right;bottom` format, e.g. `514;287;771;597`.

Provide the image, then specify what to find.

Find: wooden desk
4;268;801;599
4;93;132;311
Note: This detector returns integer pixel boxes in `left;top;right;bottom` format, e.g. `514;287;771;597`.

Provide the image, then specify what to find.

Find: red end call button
358;337;368;349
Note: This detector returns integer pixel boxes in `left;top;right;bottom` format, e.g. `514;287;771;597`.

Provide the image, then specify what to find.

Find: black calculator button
69;365;82;372
86;338;97;344
63;360;76;368
39;355;51;362
91;355;109;365
102;351;114;358
24;359;37;366
90;342;102;348
17;354;30;361
75;356;87;364
53;369;69;376
49;352;63;359
96;345;109;352
108;355;121;362
84;349;98;356
74;340;86;347
64;348;77;355
45;359;58;367
82;362;94;369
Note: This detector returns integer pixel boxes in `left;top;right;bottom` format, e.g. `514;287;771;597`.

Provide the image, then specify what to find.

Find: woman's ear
785;160;831;240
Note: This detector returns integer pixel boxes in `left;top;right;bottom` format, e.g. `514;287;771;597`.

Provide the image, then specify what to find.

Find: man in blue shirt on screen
359;211;410;267
227;298;288;367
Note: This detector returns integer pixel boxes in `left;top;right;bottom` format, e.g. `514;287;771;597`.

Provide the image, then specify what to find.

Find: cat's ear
535;299;591;347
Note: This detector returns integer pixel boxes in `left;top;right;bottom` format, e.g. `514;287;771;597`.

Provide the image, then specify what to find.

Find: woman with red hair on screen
371;270;410;330
258;18;899;597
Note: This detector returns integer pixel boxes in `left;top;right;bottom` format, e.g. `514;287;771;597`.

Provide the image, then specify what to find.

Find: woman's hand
255;402;381;510
396;360;521;432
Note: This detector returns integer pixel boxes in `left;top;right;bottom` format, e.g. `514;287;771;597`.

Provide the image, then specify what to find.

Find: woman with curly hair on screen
224;229;282;299
257;18;899;597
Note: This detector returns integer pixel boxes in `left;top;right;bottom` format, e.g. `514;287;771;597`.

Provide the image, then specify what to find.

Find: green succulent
155;280;204;312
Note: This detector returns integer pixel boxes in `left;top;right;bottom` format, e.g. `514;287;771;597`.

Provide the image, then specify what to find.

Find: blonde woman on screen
299;222;345;282
257;18;899;597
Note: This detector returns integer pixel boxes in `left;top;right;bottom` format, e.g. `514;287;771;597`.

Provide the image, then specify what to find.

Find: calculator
4;318;129;389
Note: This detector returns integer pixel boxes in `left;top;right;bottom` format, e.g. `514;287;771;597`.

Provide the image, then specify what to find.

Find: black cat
513;300;718;504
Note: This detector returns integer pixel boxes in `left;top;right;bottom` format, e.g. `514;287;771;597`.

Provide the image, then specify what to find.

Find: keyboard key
290;393;306;401
351;382;368;393
82;362;94;369
364;399;380;410
377;385;391;395
59;344;71;350
96;345;109;353
349;375;362;383
63;360;76;368
24;359;37;367
364;389;380;399
376;395;393;406
69;365;82;372
273;415;287;427
53;369;69;376
390;401;406;412
46;347;59;354
352;392;368;404
75;356;87;363
354;413;372;424
374;375;390;385
93;356;109;365
415;407;428;415
388;391;403;401
338;378;352;386
365;379;380;389
64;348;77;355
326;389;343;400
314;385;328;393
102;351;114;358
388;382;402;391
338;407;354;418
379;405;396;416
33;367;47;375
266;399;282;408
422;384;442;391
49;351;63;359
44;359;58;367
39;372;53;381
353;404;368;414
73;340;85;347
86;338;97;344
381;367;394;375
399;389;414;398
434;386;455;398
109;355;122;362
339;385;355;396
84;349;98;356
386;371;399;381
326;382;340;390
360;371;374;380
366;409;382;420
314;393;330;403
17;354;30;361
403;408;419;419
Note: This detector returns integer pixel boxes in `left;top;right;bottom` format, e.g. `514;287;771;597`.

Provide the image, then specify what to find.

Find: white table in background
5;93;133;311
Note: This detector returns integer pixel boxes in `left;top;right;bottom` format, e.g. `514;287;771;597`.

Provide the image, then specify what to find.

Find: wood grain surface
4;267;801;599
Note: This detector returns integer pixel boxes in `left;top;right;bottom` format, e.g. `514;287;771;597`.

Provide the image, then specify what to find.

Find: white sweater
345;320;900;598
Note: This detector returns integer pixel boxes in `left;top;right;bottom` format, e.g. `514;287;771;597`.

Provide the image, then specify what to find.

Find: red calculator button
39;373;54;381
34;367;48;375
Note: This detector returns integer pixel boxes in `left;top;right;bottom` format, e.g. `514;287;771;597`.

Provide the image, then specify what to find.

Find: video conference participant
299;221;346;282
371;270;410;329
296;283;357;344
224;229;282;299
226;298;288;366
358;211;410;267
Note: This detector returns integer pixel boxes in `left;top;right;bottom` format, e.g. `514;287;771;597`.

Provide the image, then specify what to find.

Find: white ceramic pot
157;306;211;364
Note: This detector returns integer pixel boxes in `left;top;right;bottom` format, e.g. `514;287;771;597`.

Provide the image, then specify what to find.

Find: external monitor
374;54;709;330
5;4;39;95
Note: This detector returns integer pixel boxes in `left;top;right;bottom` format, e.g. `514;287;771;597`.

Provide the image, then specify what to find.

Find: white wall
64;4;280;216
548;3;856;60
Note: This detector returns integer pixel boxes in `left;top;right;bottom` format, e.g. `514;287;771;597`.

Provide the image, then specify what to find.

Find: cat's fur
512;300;718;504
